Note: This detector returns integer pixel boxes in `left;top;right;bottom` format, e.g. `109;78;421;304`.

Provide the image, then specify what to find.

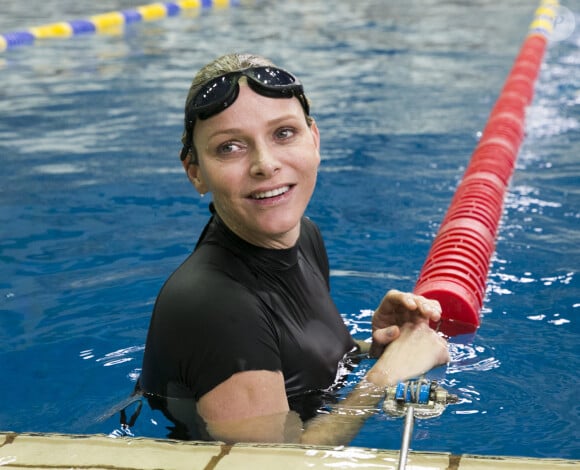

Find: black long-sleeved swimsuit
139;206;356;439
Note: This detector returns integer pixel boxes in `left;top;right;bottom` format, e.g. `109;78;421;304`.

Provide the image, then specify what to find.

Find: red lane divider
414;5;557;336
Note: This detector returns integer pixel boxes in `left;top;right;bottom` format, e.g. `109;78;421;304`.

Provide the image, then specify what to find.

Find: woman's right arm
300;290;449;445
197;290;449;445
197;319;449;445
197;369;293;443
300;320;449;445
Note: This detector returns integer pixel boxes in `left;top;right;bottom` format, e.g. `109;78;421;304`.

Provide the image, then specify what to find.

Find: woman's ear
309;119;321;151
182;158;209;195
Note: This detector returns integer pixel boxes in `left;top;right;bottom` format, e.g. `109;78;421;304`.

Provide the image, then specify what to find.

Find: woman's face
188;83;321;249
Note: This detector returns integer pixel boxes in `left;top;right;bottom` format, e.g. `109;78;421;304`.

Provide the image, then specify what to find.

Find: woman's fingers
416;296;442;322
371;290;443;356
379;290;442;324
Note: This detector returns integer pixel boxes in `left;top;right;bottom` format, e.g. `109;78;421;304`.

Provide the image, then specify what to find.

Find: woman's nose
249;143;281;178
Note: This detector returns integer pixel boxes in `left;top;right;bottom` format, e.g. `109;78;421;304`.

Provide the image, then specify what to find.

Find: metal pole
397;405;415;470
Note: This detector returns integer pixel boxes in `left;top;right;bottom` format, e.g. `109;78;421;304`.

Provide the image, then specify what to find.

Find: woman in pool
139;53;449;444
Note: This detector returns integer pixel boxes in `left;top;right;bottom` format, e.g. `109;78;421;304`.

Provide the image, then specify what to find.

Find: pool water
1;0;579;460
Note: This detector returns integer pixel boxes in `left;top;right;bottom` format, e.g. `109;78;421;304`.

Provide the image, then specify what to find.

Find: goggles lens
191;75;239;119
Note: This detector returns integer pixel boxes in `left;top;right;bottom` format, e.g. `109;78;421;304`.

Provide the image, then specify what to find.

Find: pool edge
1;431;578;469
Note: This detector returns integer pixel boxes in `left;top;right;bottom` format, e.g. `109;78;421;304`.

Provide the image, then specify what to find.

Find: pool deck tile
0;432;223;469
459;454;580;469
1;431;579;470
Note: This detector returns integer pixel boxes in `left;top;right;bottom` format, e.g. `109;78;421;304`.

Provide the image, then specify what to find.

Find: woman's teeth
252;186;290;200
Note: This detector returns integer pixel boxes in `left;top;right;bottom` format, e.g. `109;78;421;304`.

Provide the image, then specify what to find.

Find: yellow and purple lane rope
0;0;239;52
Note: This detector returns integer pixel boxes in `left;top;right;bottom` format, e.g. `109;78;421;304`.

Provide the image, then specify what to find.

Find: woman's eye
275;127;296;140
217;141;242;155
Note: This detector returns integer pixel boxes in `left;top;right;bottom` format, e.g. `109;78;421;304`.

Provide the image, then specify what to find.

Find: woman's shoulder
153;243;263;325
162;248;252;301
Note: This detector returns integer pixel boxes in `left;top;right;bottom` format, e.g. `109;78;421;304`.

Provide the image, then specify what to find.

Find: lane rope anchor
383;378;458;470
383;377;458;419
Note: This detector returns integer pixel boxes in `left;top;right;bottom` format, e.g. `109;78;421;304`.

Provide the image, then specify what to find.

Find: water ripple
94;345;144;368
447;342;501;374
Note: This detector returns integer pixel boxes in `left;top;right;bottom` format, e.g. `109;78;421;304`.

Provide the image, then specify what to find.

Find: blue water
1;0;579;460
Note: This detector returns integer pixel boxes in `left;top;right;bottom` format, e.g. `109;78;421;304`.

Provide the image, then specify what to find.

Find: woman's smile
250;184;292;201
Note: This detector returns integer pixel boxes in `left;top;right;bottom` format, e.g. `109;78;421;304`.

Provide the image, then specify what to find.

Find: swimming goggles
181;66;310;161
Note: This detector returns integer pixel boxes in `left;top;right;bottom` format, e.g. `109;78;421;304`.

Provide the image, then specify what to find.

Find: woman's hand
369;289;442;357
367;321;449;387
